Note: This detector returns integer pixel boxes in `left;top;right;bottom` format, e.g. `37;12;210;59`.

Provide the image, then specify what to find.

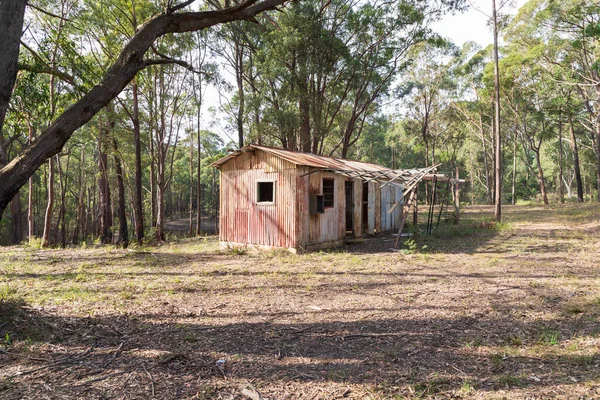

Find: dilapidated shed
211;145;439;252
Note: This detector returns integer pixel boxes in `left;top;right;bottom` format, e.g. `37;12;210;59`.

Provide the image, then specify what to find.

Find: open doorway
345;181;354;234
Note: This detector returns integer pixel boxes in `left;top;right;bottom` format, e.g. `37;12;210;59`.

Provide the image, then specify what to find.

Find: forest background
1;0;598;247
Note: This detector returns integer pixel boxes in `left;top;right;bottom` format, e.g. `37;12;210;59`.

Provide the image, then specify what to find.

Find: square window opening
257;181;275;203
323;179;335;208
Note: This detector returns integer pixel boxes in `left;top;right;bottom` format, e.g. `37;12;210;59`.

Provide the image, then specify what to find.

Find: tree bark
479;113;492;204
596;116;600;202
55;154;68;248
558;113;564;203
41;158;54;247
511;132;517;205
569;116;584;202
0;0;288;220
0;0;27;138
98;123;112;244
132;78;144;245
28;123;35;242
235;40;245;148
10;190;22;244
298;76;311;153
492;0;502;221
72;145;86;244
112;139;128;248
534;148;549;205
196;124;202;236
189;125;194;237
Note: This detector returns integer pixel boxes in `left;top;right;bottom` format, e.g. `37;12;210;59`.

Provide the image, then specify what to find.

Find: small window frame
256;179;276;205
322;178;335;208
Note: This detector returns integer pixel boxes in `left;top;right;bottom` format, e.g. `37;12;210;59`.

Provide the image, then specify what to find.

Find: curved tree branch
0;0;288;216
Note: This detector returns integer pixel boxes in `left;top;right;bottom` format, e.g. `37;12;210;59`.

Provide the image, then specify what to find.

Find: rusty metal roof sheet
212;145;386;170
210;144;442;184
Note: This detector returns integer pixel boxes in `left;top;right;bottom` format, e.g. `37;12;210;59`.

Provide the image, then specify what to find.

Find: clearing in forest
1;204;599;399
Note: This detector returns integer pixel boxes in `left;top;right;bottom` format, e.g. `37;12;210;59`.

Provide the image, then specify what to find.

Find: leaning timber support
394;189;417;248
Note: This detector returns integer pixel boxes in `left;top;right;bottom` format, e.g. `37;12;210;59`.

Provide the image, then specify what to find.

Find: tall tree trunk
72;145;86;244
28;124;35;242
10;190;22;244
534;149;549;205
235;41;245;148
424;140;430;205
98;123;112;244
112;139;128;248
298;78;311;153
132;78;144;245
569;116;584;202
469;152;475;205
189;128;194;237
511;133;517;205
558;114;564;203
196;128;202;237
41;157;54;247
0;0;27;137
492;0;502;221
149;113;157;228
212;167;218;234
56;155;67;248
596;117;600;202
156;167;165;241
479;114;492;204
194;50;203;236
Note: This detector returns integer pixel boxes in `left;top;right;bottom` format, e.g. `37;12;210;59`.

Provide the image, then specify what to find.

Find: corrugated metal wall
220;150;298;248
219;149;403;250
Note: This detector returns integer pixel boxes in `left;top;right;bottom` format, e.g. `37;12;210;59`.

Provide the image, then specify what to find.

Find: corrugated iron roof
210;144;441;184
212;144;389;170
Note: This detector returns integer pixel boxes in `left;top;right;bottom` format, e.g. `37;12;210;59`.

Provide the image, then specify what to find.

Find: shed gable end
220;149;297;172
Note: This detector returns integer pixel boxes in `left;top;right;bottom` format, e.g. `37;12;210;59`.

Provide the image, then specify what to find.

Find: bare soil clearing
1;204;599;399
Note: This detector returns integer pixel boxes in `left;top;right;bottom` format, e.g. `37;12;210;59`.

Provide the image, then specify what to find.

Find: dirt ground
1;204;599;399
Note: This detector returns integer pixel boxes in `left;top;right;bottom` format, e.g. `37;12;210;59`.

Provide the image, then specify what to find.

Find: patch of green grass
491;353;504;368
538;330;560;346
499;374;523;387
507;335;524;346
0;283;18;300
226;245;248;256
567;354;595;366
411;377;451;397
457;379;474;397
463;339;483;349
326;369;347;380
566;304;584;315
183;332;198;342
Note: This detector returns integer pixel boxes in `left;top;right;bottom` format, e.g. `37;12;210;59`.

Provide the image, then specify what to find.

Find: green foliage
1;0;599;246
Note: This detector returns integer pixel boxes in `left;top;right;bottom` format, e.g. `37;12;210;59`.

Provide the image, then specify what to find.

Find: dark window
323;179;334;208
257;181;275;203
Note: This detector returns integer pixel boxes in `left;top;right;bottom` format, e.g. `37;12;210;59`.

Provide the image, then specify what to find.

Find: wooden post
413;185;418;235
455;166;460;224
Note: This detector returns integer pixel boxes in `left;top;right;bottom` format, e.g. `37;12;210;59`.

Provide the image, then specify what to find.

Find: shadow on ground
1;295;599;399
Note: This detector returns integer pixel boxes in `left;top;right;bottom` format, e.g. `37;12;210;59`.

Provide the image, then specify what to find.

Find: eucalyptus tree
500;51;556;205
402;43;458;168
444;42;496;203
235;0;465;157
0;0;290;223
491;0;502;220
510;0;600;200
